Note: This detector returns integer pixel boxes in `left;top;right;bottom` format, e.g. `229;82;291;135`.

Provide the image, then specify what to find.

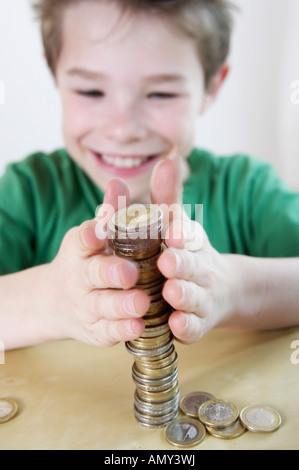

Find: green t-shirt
0;147;299;275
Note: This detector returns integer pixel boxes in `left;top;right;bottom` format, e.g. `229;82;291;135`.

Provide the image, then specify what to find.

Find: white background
0;0;299;189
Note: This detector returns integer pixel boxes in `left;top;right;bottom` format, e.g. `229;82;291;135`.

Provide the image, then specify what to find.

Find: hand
150;155;236;344
47;179;149;347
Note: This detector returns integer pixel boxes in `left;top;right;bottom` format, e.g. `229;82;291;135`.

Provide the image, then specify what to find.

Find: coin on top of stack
109;204;180;428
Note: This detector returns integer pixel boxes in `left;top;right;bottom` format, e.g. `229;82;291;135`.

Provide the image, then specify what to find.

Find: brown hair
33;0;234;89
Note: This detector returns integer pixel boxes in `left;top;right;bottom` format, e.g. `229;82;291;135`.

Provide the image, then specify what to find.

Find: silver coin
0;398;18;424
240;405;281;433
198;399;239;428
134;406;178;428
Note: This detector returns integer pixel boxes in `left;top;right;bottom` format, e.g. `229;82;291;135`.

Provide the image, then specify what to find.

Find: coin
164;417;206;447
0;398;18;424
206;419;246;439
136;381;179;403
180;391;216;418
134;406;178;428
198;399;239;428
240;405;281;433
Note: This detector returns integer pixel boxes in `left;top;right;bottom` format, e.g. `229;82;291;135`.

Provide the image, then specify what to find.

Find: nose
101;96;148;144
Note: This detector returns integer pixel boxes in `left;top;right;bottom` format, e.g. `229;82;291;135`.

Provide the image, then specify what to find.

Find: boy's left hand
150;155;238;344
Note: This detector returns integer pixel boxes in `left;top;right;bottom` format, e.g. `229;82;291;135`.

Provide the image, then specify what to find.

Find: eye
148;92;178;99
77;90;104;98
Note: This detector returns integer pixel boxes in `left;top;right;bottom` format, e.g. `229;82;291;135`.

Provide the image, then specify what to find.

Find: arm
222;254;299;330
0;180;148;351
158;243;299;344
0;264;60;350
151;156;299;344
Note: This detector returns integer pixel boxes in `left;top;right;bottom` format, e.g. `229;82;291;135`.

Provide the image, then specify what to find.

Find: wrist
219;254;262;328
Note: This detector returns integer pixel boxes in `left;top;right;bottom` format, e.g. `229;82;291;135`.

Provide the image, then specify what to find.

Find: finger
84;254;139;289
61;220;107;260
168;311;210;344
87;288;150;321
158;247;213;285
162;278;205;314
70;179;131;257
87;317;145;348
164;218;205;251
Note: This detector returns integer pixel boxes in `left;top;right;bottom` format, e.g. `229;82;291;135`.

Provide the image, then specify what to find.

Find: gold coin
135;359;178;378
164;417;206;447
206;419;246;439
134;345;175;364
136;382;179;403
240;405;281;433
0;398;18;424
198;399;239;428
180;391;216;419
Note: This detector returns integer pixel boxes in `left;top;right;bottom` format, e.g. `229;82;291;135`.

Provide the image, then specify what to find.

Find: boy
1;0;299;351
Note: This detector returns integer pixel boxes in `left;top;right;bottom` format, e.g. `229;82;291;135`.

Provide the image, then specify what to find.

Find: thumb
150;155;185;229
95;178;130;241
150;155;190;244
73;179;130;257
150;154;182;208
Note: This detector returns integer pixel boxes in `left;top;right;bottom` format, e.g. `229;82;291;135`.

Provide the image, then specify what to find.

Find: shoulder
6;148;76;180
0;149;82;200
187;147;271;176
186;147;281;196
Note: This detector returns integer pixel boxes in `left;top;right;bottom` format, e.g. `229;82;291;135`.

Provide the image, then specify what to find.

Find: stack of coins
109;204;179;428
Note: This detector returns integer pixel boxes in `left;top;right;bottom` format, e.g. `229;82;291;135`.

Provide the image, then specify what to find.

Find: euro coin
134;406;178;428
240;405;281;433
198;399;239;428
180;391;216;418
164;417;206;447
0;398;18;424
206;419;246;439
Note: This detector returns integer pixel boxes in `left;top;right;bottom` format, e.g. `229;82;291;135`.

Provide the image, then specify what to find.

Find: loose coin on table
0;398;18;424
198;399;239;428
206;419;246;439
180;391;216;419
240;405;281;433
164;417;206;447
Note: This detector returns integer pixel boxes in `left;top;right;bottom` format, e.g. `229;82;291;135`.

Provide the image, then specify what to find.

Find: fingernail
182;221;202;251
173;249;182;274
127;319;142;337
123;293;137;315
80;224;90;248
109;264;122;287
181;314;189;333
180;282;187;304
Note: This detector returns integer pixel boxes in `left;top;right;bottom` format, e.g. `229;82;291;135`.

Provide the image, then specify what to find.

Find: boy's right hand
47;179;148;347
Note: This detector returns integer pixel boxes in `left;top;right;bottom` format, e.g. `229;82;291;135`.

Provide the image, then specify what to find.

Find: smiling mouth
93;152;158;169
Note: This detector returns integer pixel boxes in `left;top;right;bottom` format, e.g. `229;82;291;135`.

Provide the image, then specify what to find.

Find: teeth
101;154;149;168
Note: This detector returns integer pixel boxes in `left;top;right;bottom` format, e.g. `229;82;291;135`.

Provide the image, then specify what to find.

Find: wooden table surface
1;326;299;450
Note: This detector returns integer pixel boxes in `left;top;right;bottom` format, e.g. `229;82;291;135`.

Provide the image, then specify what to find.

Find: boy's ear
200;62;230;114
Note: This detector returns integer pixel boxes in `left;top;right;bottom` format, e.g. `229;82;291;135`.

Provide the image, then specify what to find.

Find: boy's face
56;0;207;202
